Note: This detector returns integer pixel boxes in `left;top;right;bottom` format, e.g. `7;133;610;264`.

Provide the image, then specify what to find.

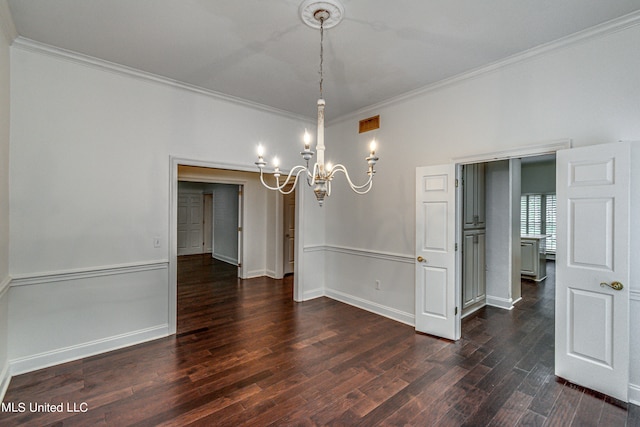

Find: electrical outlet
154;237;161;248
375;280;381;290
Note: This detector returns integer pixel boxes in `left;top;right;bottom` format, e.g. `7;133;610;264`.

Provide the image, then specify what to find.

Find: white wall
485;161;512;308
323;22;640;396
509;159;522;303
211;184;240;265
8;42;312;373
0;0;13;398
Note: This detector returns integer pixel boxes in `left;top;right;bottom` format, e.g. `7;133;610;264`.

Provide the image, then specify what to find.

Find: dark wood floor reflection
2;256;638;426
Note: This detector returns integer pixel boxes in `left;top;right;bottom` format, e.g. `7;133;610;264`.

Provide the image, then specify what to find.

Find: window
521;193;556;254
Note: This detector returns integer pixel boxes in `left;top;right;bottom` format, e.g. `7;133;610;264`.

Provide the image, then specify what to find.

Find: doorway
416;141;634;402
176;181;241;267
458;154;557;322
168;158;303;336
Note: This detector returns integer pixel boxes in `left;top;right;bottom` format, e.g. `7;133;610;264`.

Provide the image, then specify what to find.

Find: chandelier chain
319;16;324;99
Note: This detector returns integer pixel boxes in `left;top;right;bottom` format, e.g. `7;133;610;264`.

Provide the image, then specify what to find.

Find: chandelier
254;0;379;206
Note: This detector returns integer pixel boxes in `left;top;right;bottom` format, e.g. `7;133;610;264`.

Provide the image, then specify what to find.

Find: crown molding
329;10;640;126
11;37;313;124
0;0;17;43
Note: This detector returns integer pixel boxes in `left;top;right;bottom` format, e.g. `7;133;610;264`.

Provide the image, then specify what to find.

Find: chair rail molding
10;260;169;287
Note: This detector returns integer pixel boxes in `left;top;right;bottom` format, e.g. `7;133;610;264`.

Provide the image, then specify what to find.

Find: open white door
237;185;244;278
415;164;459;340
556;142;630;401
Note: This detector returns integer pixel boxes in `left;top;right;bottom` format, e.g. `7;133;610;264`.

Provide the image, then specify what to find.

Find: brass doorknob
600;281;624;291
417;256;425;263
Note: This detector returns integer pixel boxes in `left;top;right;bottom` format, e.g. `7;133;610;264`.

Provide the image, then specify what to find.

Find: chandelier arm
306;162;320;186
259;166;308;192
280;166;310;193
329;164;374;193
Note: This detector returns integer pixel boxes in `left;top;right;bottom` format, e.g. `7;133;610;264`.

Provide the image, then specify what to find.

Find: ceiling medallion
299;0;344;29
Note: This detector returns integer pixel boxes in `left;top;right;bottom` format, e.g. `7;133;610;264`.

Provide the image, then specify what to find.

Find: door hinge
455;243;458;251
237;263;242;268
455;307;458;315
238;227;242;232
455;179;459;188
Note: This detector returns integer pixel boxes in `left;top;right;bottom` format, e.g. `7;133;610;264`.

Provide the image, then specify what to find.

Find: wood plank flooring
1;255;638;426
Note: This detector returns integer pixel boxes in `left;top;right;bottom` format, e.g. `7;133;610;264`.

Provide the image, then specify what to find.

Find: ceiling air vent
359;115;380;133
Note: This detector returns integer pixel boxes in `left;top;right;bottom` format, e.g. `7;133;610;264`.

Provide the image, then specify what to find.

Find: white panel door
415;164;459;340
177;193;204;256
556;142;630;401
237;185;244;278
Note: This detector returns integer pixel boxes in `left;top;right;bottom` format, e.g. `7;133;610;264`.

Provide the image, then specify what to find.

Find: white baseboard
212;253;238;266
0;361;10;402
303;288;324;301
629;383;640;406
461;303;485;319
244;269;266;279
10;324;169;376
325;289;415;326
486;295;516;310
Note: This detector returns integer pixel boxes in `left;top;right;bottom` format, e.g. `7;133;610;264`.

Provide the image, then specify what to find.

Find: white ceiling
7;0;640;121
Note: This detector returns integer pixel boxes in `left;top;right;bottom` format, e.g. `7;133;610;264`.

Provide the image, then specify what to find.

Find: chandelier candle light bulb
253;0;379;206
303;129;311;150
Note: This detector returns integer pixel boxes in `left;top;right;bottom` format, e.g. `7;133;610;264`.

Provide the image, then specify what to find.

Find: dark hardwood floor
1;255;638;426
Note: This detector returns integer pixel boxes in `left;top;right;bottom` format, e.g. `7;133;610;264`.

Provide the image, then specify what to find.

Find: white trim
212;253;238;266
630;289;640;301
486;295;517;310
265;269;278;279
461;303;486;319
0;360;10;402
452;140;571;165
329;11;640;125
9;324;169;376
12;37;314;124
244;270;266;279
0;0;17;43
325;289;414;326
10;260;168;287
629;383;640;406
304;244;414;264
0;275;10;298
324;244;414;264
303;288;325;301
